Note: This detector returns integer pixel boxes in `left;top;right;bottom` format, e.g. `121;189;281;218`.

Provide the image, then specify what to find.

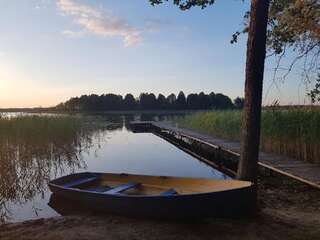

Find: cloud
62;30;85;38
144;19;171;33
56;0;142;47
34;0;52;10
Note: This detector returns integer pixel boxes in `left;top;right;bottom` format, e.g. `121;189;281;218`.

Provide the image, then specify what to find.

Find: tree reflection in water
0;115;120;222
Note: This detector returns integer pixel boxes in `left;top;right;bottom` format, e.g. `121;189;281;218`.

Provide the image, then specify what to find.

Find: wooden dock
130;121;320;189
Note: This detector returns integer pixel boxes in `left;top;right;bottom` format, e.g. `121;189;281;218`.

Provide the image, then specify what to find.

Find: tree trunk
237;0;270;182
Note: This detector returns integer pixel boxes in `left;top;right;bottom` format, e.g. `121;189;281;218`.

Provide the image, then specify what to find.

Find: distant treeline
55;92;245;111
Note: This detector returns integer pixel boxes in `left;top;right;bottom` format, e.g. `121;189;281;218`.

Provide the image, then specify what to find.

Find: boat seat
87;185;111;192
160;188;178;196
63;176;98;188
104;182;140;194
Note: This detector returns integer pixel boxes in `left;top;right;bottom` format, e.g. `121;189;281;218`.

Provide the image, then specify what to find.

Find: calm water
0;113;228;223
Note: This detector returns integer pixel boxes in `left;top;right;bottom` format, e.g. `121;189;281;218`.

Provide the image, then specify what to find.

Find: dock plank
134;121;320;189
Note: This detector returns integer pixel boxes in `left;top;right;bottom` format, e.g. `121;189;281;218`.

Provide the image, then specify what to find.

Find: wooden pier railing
129;121;320;189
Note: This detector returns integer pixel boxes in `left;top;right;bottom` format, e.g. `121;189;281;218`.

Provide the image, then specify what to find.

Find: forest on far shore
55;91;244;111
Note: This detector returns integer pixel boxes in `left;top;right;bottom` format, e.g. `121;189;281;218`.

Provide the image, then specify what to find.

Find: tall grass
0;115;84;141
0;115;118;222
0;115;93;222
178;108;320;163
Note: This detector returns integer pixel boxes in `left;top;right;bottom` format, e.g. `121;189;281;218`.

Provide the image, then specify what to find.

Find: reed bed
178;108;320;164
0;115;90;221
0;115;84;141
0;115;117;222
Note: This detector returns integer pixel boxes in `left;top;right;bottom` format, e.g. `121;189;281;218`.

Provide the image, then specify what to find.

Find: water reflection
48;194;99;217
0;113;226;223
0;116;115;222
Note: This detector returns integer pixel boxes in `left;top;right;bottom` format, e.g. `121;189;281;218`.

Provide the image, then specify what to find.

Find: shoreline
1;175;319;240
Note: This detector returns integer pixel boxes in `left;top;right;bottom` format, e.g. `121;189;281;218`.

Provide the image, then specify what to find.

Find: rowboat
48;172;254;218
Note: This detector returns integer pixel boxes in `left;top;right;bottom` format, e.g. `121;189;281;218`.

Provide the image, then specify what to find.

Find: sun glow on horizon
0;59;73;108
0;0;310;108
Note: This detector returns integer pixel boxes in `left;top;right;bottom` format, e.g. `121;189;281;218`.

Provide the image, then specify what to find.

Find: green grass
0;115;84;140
0;116;92;204
178;108;320;163
177;110;242;140
0;115;116;222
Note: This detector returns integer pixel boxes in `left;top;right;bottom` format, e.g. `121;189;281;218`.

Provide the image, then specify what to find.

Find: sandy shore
1;176;320;240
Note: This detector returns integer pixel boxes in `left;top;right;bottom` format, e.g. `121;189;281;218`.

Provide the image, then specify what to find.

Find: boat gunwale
48;172;254;199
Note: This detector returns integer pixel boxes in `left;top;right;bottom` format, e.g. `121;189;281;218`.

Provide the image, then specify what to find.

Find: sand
1;175;319;240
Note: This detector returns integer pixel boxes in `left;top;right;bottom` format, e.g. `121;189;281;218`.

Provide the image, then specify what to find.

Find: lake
0;113;228;223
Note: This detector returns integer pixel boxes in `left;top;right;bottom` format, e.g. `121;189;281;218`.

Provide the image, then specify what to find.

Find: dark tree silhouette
215;93;234;109
198;92;211;109
102;94;123;110
149;0;271;184
139;93;157;110
176;91;187;110
234;97;245;109
124;94;137;110
209;92;216;109
308;74;320;103
57;91;237;111
166;93;177;109
157;94;168;109
186;93;199;109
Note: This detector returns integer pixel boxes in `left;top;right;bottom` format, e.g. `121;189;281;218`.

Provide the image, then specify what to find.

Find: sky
0;0;311;108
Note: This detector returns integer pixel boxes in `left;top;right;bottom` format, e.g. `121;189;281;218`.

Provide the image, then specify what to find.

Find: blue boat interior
63;176;98;188
62;175;178;196
104;182;140;194
87;185;112;192
160;188;178;196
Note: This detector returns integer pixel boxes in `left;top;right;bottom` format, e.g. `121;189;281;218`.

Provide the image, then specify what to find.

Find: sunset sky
0;0;309;108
